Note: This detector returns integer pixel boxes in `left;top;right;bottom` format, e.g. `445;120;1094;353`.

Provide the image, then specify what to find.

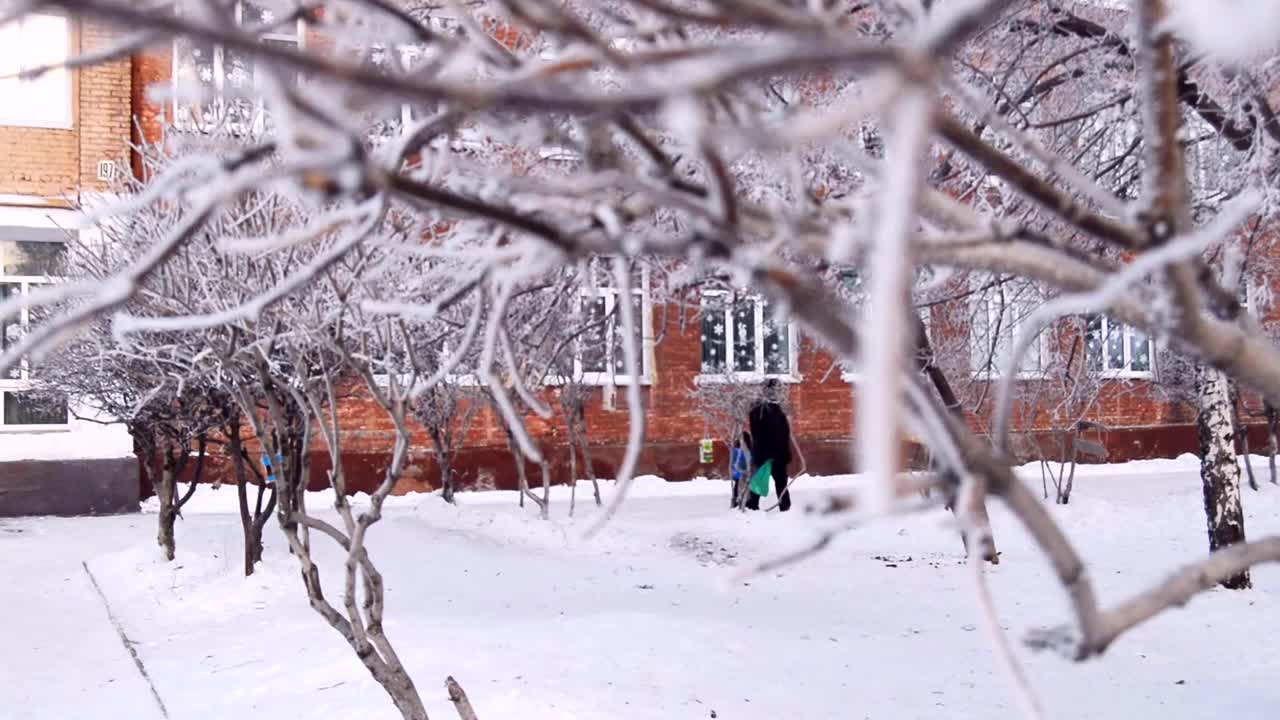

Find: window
433;339;484;387
834;269;865;380
172;2;302;134
0;13;71;128
836;267;866;303
834;265;936;304
860;124;884;158
970;282;1047;377
1185;112;1237;205
538;145;580;162
370;41;429;137
1085;315;1152;376
362;18;467;143
573;280;651;385
1237;274;1255;311
1083;103;1141;202
836;266;937;381
700;292;795;380
365;44;425;143
0;230;69;428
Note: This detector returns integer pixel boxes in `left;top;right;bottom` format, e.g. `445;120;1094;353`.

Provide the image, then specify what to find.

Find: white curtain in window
0;14;71;128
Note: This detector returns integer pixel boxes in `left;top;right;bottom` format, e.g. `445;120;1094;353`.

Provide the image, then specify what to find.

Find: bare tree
231;299;437;719
413;372;481;504
226;407;277;576
558;375;600;514
32;233;229;561
687;374;765;508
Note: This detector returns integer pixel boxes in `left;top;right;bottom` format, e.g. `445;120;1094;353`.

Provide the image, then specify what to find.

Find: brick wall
77;21;132;192
100;20;1280;495
0;19;131;200
131;46;169;159
170;292;1247;496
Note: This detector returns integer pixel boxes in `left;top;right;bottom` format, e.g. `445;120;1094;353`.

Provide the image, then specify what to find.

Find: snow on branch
14;0;1280;717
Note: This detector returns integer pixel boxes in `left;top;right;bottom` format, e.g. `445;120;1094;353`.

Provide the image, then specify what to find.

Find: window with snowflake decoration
1085;314;1153;377
172;1;302;134
364;19;467;144
700;291;795;380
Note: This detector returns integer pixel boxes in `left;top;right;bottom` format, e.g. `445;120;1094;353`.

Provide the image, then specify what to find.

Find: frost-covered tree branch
12;0;1280;717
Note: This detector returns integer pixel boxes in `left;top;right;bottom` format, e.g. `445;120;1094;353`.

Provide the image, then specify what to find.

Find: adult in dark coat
745;379;794;511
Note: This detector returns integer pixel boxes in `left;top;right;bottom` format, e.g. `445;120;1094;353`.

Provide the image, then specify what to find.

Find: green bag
748;460;773;497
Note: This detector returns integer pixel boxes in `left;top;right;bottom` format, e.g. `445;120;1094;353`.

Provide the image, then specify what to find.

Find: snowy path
5;457;1280;719
0;515;165;720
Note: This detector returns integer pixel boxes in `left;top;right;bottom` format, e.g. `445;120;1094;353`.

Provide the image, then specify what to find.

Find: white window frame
1085;314;1155;379
969;282;1050;380
838;268;938;383
435;339;485;388
1088;105;1142;209
1;230;70;431
562;269;654;387
841;311;934;383
170;2;304;134
836;269;866;382
378;19;466;137
1185;112;1234;204
538;145;580;162
371;366;484;394
696;290;799;385
1238;273;1255;312
0;12;73;129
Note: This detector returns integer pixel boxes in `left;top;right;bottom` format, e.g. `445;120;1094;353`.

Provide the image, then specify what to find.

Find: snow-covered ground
4;455;1280;719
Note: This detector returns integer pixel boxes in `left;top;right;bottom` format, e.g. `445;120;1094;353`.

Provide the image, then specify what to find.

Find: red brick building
1;12;136;514
2;5;1276;504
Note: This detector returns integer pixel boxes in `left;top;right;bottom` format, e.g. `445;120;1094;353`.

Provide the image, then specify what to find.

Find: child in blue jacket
730;432;751;508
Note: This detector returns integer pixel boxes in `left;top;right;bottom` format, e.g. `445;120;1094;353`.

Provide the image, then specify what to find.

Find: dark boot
774;463;791;512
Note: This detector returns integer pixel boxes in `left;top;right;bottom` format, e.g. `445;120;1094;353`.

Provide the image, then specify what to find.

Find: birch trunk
1196;363;1251;590
1229;382;1258;490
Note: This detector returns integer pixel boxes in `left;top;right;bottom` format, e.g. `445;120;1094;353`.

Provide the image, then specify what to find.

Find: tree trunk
503;420;546;514
235;446;256;577
567;419;579;518
1059;431;1078;505
562;395;597;514
1196;363;1251;590
1229;382;1259;490
574;405;602;507
230;420;270;577
156;444;178;562
1062;455;1077;506
441;453;455;505
1266;401;1279;485
912;314;999;562
377;665;429;720
430;428;456;504
539;459;552;520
